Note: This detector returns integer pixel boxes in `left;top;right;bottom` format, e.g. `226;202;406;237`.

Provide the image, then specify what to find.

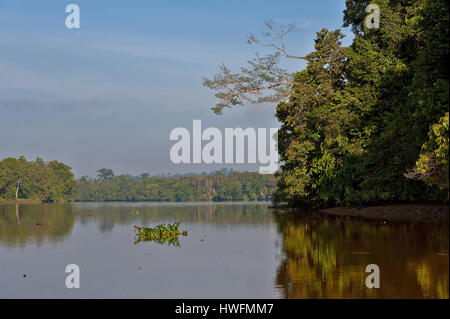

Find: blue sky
0;0;352;177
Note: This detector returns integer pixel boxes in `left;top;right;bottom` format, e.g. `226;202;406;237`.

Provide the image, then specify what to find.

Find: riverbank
320;204;449;223
0;199;268;205
0;199;71;205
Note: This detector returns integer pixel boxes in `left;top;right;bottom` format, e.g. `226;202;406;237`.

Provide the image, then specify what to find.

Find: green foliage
76;170;276;202
275;0;449;207
202;20;304;115
134;223;187;246
408;112;449;190
0;157;76;201
96;168;114;181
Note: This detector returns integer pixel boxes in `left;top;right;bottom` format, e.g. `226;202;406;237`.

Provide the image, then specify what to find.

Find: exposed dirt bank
320;204;449;223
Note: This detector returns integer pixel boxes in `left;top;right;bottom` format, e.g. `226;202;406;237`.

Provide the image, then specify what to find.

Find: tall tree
203;0;449;207
96;168;115;181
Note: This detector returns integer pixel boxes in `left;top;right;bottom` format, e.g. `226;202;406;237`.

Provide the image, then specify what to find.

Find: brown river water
0;202;448;298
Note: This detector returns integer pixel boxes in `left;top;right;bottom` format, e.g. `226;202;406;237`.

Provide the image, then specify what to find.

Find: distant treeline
0;157;76;202
76;168;276;202
0;158;276;202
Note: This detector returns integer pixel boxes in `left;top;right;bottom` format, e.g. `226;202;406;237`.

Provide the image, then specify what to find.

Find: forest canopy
2;1;448;208
204;0;449;208
0;157;76;202
0;158;276;202
274;0;449;207
76;169;276;202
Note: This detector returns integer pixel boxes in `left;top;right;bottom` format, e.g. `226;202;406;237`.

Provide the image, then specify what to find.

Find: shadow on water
273;210;449;298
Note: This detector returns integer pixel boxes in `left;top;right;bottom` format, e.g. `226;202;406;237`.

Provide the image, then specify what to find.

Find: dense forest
2;1;448;208
205;0;449;208
275;0;448;207
0;157;76;202
0;158;275;202
76;169;276;202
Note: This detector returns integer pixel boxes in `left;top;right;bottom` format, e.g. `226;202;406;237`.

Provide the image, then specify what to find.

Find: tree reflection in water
0;203;447;298
273;211;449;298
0;204;75;247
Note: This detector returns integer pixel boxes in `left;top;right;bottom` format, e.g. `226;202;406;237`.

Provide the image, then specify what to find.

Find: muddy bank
320;204;449;223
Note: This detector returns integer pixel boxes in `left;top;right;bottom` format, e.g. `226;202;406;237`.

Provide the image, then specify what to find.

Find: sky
0;0;352;177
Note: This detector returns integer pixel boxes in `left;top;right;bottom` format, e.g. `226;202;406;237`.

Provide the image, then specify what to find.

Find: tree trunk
15;175;21;200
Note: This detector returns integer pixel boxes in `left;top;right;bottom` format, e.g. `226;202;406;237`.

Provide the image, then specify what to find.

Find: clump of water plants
134;223;187;246
130;209;139;216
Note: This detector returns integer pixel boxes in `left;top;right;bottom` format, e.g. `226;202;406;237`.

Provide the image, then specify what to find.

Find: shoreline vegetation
0;199;69;205
1;157;448;223
203;1;449;209
76;168;276;202
0;160;276;203
0;199;272;205
0;157;76;203
1;3;448;221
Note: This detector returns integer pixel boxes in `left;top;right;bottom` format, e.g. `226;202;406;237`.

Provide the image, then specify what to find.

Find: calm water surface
0;202;448;298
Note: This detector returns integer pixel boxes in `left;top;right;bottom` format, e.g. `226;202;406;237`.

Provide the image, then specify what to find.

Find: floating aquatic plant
134;223;187;246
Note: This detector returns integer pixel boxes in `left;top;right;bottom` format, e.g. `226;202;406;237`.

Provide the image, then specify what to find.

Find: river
0;202;448;298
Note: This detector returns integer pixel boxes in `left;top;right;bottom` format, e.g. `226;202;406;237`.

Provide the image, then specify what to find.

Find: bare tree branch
404;154;444;181
203;20;306;114
247;20;307;60
248;81;297;94
202;53;295;114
